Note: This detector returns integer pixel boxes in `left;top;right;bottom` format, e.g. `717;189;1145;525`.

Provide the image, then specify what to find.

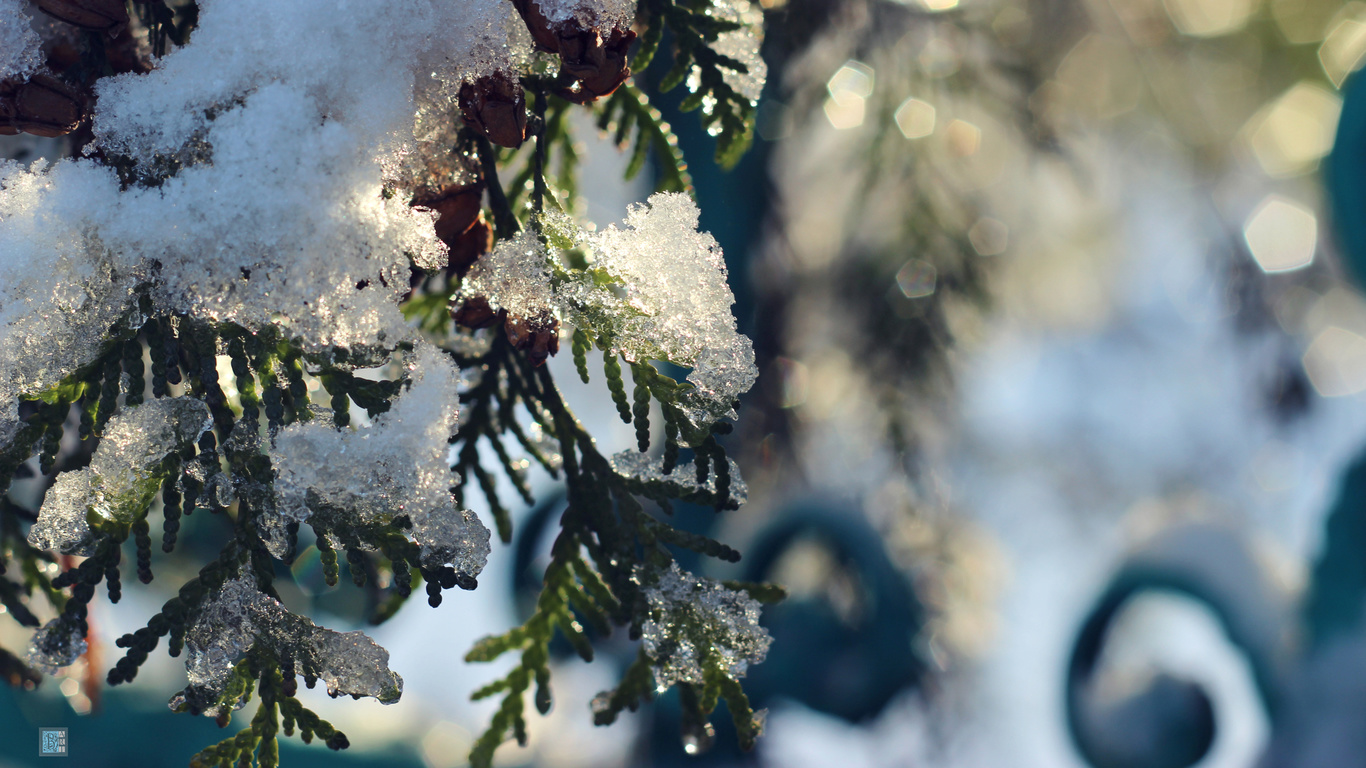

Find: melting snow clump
25;616;87;675
174;572;403;716
638;561;771;690
588;193;758;423
458;226;556;322
0;160;143;449
549;193;757;426
0;0;545;384
28;397;211;555
609;449;748;506
272;343;490;577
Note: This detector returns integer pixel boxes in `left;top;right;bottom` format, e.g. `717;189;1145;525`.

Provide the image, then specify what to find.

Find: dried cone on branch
511;0;636;103
35;0;129;33
458;72;527;148
0;74;85;138
411;182;494;277
504;311;560;365
452;298;561;367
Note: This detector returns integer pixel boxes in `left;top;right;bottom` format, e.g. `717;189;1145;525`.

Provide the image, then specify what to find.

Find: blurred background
9;0;1366;765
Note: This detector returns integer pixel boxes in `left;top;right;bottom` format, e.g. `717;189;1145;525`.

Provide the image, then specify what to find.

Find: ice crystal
638;562;771;690
27;469;98;556
609;449;747;506
272;344;490;576
176;572;403;716
458;227;556;322
25;616;87;675
28;398;211;555
0;0;41;81
578;193;758;423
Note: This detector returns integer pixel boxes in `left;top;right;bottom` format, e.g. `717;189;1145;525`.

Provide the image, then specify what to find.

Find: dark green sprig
596;83;693;192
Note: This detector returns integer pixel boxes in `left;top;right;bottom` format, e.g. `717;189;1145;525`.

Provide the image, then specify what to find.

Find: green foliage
0;3;775;764
187;653;348;768
595;84;693;192
639;0;761;168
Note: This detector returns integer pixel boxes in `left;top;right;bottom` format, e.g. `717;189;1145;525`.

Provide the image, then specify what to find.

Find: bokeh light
1243;195;1318;273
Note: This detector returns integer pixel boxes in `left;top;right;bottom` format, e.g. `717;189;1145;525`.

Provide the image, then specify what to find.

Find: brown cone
447;216;493;277
505;313;561;367
511;0;560;53
411;183;493;278
558;26;635;101
452;296;503;329
0;75;85;138
509;0;635;104
35;0;129;33
413;183;484;243
458;73;527;149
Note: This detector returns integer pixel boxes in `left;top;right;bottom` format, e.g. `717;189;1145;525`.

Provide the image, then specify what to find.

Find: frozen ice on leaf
28;398;210;554
271;343;490;577
88;397;212;497
25;616;87;675
609;449;747;507
412;505;494;574
307;630;405;703
27;469;98;556
176;572;403;716
637;561;771;691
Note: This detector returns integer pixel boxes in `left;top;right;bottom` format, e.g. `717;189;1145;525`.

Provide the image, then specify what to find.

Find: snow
175;571;403;716
0;0;542;390
271;343;490;577
637;561;772;690
0;0;41;81
28;397;211;556
530;0;636;29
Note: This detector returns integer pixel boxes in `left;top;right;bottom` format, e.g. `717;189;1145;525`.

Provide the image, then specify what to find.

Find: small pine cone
412;183;484;245
458;72;527;148
452;296;503;329
447;215;493;277
504;312;560;367
35;0;129;33
510;0;635;103
0;75;85;138
558;26;635;102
